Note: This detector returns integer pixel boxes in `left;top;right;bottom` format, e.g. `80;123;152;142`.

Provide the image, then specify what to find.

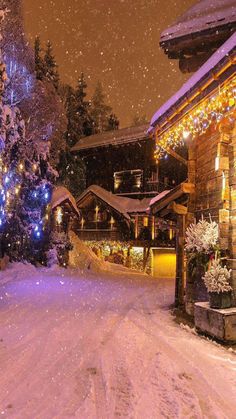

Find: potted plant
185;217;219;302
203;258;232;309
185;217;219;263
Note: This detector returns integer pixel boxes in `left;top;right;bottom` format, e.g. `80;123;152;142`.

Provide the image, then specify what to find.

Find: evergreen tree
61;84;77;148
59;76;93;148
132;114;148;126
91;81;112;133
58;83;72;109
57;150;86;199
107;113;119;131
74;73;93;138
44;40;60;90
57;76;90;197
34;36;46;81
0;39;54;263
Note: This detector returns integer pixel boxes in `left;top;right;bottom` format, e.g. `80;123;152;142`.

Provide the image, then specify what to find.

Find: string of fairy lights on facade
155;76;236;160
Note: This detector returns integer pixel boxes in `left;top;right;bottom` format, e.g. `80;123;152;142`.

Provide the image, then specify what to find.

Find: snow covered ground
0;264;236;418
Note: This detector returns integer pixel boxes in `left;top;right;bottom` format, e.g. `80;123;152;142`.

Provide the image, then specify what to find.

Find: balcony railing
76;229;123;241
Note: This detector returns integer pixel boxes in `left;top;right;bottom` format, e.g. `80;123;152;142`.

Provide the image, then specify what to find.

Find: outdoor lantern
110;216;115;229
81;217;85;229
56;207;63;225
95;205;99;221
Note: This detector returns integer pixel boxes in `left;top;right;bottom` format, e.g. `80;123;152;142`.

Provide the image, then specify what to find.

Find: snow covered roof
149;32;236;132
77;185;167;220
149;190;171;208
51;186;80;216
149;183;194;215
160;0;236;44
71;124;150;152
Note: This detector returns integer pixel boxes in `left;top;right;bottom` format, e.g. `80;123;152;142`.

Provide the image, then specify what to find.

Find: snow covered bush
47;247;59;267
47;231;72;267
185;218;218;254
185;217;219;276
203;259;232;294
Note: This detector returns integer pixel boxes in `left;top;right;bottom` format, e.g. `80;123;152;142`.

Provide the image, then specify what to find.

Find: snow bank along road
0;264;235;418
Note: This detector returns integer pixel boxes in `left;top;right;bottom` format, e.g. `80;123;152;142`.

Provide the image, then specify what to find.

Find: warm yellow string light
18;162;24;172
155;77;236;160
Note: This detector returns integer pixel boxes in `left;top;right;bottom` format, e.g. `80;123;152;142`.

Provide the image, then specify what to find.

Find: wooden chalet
49;186;80;266
51;186;80;233
76;185;176;277
160;0;236;73
71;124;187;198
149;18;236;332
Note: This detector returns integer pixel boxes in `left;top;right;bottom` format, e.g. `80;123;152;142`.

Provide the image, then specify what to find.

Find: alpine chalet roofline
149;32;236;134
160;0;236;73
71;124;149;152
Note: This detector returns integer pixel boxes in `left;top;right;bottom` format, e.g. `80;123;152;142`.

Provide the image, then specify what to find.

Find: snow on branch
185;217;218;254
203;259;232;294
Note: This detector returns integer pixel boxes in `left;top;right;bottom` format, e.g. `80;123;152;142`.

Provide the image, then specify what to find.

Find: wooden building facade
71;124;187;198
149;27;236;314
75;185;176;275
50;186;80;266
51;186;80;233
71;124;186;276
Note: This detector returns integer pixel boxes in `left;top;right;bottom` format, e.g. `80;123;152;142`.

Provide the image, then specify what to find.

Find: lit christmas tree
0;11;55;263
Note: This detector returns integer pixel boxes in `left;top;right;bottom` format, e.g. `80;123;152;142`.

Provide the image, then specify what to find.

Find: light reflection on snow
209;354;236;365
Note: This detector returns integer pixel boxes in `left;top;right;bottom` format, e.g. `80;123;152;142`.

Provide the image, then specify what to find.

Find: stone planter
209;291;232;309
186;263;209;315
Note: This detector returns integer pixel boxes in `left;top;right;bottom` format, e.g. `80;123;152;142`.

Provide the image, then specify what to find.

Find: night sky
23;0;195;127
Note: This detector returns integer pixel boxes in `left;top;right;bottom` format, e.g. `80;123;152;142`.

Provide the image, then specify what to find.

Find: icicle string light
5;56;33;106
155;77;236;160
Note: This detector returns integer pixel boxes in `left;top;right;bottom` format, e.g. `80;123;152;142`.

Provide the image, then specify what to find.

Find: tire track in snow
70;292;148;418
126;307;234;419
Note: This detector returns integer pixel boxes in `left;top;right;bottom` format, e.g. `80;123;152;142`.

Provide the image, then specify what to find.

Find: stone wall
186;119;236;314
228;119;236;304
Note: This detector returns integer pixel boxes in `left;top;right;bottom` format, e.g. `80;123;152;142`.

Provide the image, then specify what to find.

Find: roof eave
150;47;236;134
76;188;131;221
160;21;236;51
150;182;195;215
71;134;150;153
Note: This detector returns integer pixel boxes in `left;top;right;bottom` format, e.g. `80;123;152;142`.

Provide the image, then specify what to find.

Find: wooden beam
169;202;188;215
151;182;194;215
166;148;188;166
143;245;151;272
182;182;195;194
159;207;172;218
175;214;185;307
179;52;213;73
159;201;187;217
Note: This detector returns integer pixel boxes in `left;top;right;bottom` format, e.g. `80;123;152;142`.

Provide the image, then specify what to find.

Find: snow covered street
0;264;236;419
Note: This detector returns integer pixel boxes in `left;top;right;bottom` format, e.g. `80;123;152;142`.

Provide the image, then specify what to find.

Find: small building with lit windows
75;184;176;277
71;123;187;276
49;186;80;266
71;124;187;198
51;186;80;235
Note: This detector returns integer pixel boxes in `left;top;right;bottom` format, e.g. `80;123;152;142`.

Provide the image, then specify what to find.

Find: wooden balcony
76;229;123;241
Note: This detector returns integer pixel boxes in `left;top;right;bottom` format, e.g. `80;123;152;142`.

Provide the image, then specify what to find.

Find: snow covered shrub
185;218;218;254
185;217;219;275
47;247;59;267
47;231;73;267
203;259;232;294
